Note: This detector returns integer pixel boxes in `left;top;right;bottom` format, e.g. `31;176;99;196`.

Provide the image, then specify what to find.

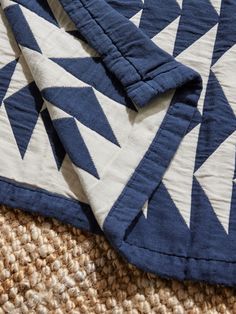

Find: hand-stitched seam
73;0;162;96
123;240;236;264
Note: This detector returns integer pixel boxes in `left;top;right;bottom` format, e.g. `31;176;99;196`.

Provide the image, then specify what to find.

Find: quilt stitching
1;0;236;286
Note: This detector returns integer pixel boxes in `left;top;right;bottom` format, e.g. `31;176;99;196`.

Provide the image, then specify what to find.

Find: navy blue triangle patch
0;59;18;106
174;0;218;57
4;82;44;158
212;0;236;65
41;109;66;169
53;117;99;179
139;0;181;39
195;71;236;171
42;86;120;146
16;0;58;26
106;0;143;19
4;4;41;53
189;178;230;259
125;182;190;255
51;57;135;110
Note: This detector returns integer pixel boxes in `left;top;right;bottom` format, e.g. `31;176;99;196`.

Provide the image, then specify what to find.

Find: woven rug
0;206;235;314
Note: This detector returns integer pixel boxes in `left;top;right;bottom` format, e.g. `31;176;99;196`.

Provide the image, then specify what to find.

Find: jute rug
0;206;235;314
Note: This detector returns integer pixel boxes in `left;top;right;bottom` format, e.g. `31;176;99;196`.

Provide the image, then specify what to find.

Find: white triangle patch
21;47;86;90
93;89;137;146
0;6;20;69
163;125;200;228
75;119;120;177
176;0;183;10
176;25;218;114
20;4;98;58
152;16;180;56
130;9;143;28
46;100;71;120
0;103;21;162
212;44;236;116
4;55;33;100
209;0;222;15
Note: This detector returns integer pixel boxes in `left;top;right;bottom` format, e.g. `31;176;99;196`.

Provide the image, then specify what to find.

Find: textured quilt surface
0;0;235;286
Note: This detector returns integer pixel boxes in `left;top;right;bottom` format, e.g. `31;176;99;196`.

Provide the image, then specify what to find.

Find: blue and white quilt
0;0;235;286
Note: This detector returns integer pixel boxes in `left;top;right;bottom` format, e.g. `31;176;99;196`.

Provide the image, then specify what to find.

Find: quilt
0;0;235;286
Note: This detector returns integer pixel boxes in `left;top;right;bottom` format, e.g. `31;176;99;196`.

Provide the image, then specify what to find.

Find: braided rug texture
0;206;235;314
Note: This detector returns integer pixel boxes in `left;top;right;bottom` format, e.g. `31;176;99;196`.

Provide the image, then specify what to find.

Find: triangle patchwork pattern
195;71;236;171
152;16;180;56
51;57;135;109
53;117;99;179
0;6;20;68
211;44;236;116
129;8;143;28
174;0;218;56
16;0;58;26
0;58;18;105
41;108;66;169
189;178;230;257
125;182;190;254
195;131;236;233
2;0;236;279
163;125;200;228
4;81;44;158
209;0;222;15
19;6;97;59
4;4;41;53
42;86;120;146
212;0;236;65
176;24;218;115
139;0;181;39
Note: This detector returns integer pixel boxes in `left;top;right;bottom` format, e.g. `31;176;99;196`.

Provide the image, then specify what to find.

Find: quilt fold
60;0;201;108
1;0;236;286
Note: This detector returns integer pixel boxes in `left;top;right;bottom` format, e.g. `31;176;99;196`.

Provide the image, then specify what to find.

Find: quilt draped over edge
0;0;236;286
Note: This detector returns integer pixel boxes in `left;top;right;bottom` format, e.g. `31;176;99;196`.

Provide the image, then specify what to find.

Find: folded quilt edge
57;0;234;284
8;0;235;285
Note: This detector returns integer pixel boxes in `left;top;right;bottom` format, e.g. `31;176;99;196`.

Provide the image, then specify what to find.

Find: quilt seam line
67;0;161;97
123;240;236;264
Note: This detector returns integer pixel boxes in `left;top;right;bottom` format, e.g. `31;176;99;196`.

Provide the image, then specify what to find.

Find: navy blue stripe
0;177;101;234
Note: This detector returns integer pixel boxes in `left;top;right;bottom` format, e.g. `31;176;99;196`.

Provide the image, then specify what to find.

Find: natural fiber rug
0;206;235;314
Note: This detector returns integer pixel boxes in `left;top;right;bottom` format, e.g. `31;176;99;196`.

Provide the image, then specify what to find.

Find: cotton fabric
0;0;235;286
